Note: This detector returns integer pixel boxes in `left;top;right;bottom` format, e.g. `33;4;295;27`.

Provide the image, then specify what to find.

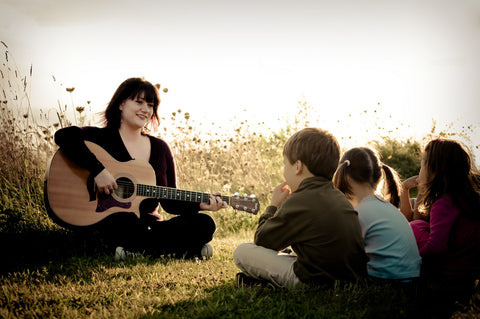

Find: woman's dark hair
333;147;401;207
419;138;480;218
102;77;160;131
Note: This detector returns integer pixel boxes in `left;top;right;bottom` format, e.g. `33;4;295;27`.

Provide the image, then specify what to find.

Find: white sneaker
115;246;144;261
200;243;213;260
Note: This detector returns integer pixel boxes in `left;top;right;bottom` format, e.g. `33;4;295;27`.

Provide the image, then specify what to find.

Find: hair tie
343;160;351;167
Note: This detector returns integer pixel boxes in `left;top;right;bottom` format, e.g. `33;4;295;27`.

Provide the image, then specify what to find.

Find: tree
372;137;422;181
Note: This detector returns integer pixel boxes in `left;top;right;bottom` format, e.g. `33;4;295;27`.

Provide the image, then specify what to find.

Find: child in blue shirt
333;147;421;281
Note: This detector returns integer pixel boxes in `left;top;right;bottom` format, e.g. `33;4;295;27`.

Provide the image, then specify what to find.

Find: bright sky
1;0;480;153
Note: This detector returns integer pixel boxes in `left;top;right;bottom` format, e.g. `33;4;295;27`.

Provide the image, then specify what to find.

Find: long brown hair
333;147;401;207
419;138;480;218
102;77;160;132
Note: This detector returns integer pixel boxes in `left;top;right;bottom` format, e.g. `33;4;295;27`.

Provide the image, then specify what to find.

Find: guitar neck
137;184;230;204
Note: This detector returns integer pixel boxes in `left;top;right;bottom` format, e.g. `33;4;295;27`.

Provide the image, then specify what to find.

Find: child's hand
270;182;291;207
402;175;419;191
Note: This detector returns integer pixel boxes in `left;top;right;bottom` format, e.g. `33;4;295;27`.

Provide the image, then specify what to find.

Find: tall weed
0;42;57;232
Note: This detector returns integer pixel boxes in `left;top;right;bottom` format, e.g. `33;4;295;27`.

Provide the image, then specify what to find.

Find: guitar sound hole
115;177;134;199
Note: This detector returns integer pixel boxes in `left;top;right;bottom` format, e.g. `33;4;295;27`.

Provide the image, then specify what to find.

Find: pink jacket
410;195;480;278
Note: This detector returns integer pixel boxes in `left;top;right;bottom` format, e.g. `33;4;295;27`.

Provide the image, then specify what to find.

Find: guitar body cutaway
44;142;156;227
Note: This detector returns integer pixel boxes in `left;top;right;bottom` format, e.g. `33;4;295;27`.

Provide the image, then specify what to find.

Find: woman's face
119;92;154;130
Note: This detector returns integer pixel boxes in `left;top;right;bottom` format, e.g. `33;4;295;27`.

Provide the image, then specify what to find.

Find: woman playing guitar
53;77;227;260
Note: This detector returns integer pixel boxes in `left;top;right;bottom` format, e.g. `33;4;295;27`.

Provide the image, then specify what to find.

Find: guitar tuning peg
249;194;256;198
243;193;247;197
234;192;239;197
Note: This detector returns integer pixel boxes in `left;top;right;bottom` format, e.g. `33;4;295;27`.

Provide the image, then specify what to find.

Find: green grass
0;232;425;319
1;220;478;319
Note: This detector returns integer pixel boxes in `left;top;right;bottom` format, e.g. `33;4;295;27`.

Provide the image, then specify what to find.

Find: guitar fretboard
137;184;230;204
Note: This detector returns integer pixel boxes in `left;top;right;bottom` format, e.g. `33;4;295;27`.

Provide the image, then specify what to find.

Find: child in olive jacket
234;128;368;287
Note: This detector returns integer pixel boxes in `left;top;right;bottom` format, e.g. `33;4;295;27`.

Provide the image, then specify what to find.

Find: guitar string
113;181;232;202
112;181;257;210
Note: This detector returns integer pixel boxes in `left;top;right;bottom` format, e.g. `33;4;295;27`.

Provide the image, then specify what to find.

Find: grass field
0;228;429;319
1;223;479;318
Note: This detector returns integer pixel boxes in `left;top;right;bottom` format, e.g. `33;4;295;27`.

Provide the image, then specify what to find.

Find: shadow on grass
0;228;112;274
142;283;480;319
139;282;423;319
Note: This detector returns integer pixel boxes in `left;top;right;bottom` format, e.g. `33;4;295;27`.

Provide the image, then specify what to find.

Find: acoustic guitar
44;141;260;228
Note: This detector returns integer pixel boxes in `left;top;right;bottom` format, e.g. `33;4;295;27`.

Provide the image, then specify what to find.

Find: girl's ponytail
381;164;402;208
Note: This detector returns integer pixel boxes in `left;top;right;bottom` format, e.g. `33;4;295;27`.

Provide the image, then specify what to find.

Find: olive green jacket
255;176;368;285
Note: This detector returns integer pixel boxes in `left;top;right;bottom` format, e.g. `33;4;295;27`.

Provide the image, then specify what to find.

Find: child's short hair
283;128;340;179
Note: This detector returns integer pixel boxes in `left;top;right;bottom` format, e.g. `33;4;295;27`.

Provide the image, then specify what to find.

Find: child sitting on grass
333;147;421;282
400;138;480;316
233;128;368;288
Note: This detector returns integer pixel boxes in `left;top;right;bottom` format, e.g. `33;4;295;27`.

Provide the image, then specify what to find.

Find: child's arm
254;183;303;251
254;205;289;251
418;196;460;256
400;176;418;221
254;181;291;244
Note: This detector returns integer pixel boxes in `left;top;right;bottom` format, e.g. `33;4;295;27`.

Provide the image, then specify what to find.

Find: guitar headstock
229;193;260;214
